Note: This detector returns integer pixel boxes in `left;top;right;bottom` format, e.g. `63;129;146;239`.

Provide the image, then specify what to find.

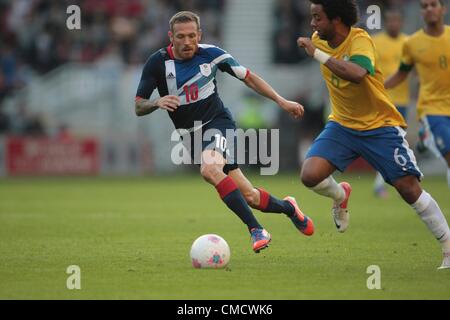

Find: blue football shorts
306;121;423;185
421;115;450;158
181;116;239;174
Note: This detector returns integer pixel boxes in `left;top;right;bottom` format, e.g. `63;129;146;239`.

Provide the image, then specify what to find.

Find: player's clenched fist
297;37;316;57
156;95;181;112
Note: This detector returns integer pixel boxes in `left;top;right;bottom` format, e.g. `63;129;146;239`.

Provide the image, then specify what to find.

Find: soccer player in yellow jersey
386;0;450;189
372;10;410;198
373;11;410;118
297;0;450;269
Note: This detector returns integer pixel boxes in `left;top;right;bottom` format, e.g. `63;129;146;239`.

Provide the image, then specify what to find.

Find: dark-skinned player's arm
135;56;180;117
243;71;304;119
297;36;373;84
385;42;414;89
384;70;410;89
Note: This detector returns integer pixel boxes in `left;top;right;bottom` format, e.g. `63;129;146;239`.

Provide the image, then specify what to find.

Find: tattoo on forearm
136;99;158;116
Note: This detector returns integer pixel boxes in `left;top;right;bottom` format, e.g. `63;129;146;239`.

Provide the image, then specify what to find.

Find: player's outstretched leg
228;169;314;236
201;151;270;253
393;176;450;269
301;157;351;233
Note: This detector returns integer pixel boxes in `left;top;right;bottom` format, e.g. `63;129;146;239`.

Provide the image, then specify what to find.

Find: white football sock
311;176;345;203
374;172;385;190
442;239;450;251
412;191;450;250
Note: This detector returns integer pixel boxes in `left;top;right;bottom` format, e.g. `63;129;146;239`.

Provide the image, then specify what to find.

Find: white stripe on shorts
395;126;424;179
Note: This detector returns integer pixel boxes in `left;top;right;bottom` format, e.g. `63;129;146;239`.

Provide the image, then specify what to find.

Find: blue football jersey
136;44;249;130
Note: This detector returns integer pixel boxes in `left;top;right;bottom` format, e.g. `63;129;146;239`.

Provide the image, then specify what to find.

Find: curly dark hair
309;0;359;27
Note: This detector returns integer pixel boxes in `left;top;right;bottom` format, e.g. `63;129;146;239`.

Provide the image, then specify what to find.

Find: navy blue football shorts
181;116;239;174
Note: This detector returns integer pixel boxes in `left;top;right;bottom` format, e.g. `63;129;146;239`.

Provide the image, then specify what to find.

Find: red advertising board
6;137;99;175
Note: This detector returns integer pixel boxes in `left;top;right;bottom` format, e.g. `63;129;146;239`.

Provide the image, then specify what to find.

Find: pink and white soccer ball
190;234;230;269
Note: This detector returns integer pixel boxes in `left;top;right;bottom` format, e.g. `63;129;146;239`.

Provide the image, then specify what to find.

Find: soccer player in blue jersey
135;11;314;253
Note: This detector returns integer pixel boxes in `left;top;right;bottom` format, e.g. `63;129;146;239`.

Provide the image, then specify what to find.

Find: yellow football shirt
400;25;450;118
372;32;410;106
312;27;406;130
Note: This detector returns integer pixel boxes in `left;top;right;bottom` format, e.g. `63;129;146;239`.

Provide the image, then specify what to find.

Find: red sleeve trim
135;96;144;102
244;69;251;80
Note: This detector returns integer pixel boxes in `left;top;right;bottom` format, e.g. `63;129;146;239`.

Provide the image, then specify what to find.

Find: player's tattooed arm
297;37;368;84
135;95;181;116
135;98;159;116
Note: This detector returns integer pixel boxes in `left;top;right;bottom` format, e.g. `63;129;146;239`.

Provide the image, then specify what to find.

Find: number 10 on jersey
183;84;199;103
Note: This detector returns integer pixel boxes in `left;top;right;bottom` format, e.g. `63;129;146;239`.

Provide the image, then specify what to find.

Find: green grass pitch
0;173;449;299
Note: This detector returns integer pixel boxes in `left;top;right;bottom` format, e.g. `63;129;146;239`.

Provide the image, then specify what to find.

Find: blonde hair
169;11;201;32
